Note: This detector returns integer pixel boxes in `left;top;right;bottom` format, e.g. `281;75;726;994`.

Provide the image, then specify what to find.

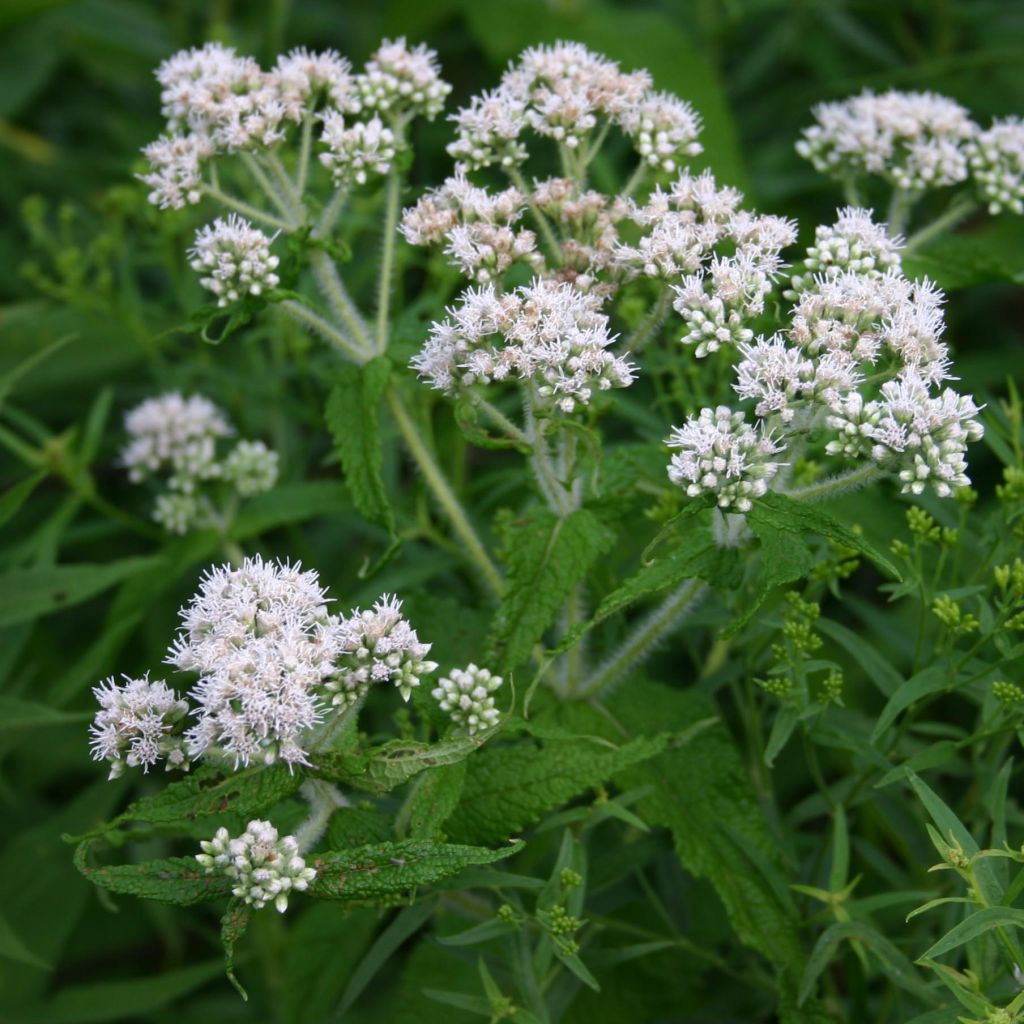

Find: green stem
294;779;349;855
240;152;297;225
785;464;885;502
296;113;314;197
903;196;979;253
279;299;366;362
200;183;293;232
885;186;914;239
309;250;373;354
376;168;402;354
621;161;649;200
506;165;563;264
265;149;305;217
314;183;349;238
524;396;574;516
472;395;531;446
623;287;672;352
385;386;504;596
576;578;707;699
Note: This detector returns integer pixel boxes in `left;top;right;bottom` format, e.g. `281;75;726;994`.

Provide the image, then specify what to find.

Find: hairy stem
314;183;349;238
296;113;314;197
624;287;672;352
279;299;366;362
309;250;373;354
240;152;298;226
294;779;350;855
201;183;293;232
785;463;885;502
576;578;707;699
376;167;402;354
386;385;504;596
524;396;575;516
473;395;531;446
903;195;978;253
506;164;563;264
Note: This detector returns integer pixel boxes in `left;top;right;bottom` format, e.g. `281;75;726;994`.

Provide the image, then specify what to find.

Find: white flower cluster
787;206;901;294
89;674;190;779
412;278;636;415
189;215;280;307
431;663;503;735
325;595;438;709
197;820;316;913
344;37;451;121
401;174;541;283
447;41;700;173
121;392;278;534
91;558;438;777
140;38;449;208
668;206;984;506
667;407;782;512
169;557;339;769
967;117;1024;214
796;90;977;194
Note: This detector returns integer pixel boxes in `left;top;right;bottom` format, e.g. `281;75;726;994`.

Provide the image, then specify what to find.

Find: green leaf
0;556;162;627
310;840;520;901
903;216;1024;291
445;732;670;846
0;469;46;528
220;900;251;999
871;665;948;742
402;760;468;839
487;507;615;672
799;920;933;1005
79;763;305;839
74;843;231;906
0;909;49;969
920;906;1024;961
0;696;89;736
325;357;395;535
816;618;902;698
317;731;496;796
230;480;350;540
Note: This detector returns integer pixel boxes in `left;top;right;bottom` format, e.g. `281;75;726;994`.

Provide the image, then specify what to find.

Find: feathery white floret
89;674;190;779
326;594;438;708
197;820;316;913
797;89;977;193
620;91;702;173
968;117;1024;214
412;279;636;414
432;664;503;735
319;112;397;185
170;557;340;769
189;215;280;307
345;38;451;120
666;407;782;512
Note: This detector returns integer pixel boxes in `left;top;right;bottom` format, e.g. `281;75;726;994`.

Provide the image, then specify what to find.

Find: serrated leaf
74;843;230;906
317;731;496;796
403;760;468;839
325;356;395;535
78;762;305;839
220;900;251;999
488;507;615;672
310;840;521;901
444;732;669;846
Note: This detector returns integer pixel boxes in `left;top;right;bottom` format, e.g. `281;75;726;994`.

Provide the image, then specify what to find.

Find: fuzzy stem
885;187;914;239
506;165;563;264
375;167;402;354
309;250;373;354
524;395;574;516
296;113;314;197
785;464;885;503
315;183;349;238
624;287;672;352
903;195;979;253
265;150;306;218
294;779;350;855
200;183;293;232
386;385;504;596
240;152;297;225
473;395;531;446
279;299;366;362
621;161;649;200
576;579;707;699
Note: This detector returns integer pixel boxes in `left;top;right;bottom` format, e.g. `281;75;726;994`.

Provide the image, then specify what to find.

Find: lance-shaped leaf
309;839;522;901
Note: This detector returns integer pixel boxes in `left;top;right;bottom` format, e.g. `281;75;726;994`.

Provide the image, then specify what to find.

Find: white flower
797;89;977;193
223;439;279;497
319;112;397;185
412;279;636;415
197;820;316;913
170;557;341;769
138;133;211;209
825;374;984;496
667;407;782;512
447;87;530;171
968;117;1024;214
273;47;353;118
620;91;702;173
346;38;451;120
189;215;280;307
788;207;901;295
326;595;438;707
432;664;503;735
89;674;190;780
153;491;203;535
121;392;232;488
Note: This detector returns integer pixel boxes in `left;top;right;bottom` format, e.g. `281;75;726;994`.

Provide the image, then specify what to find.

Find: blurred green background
1;0;1023;1021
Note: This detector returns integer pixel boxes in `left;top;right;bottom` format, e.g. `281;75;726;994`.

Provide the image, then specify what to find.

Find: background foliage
1;1;1023;1021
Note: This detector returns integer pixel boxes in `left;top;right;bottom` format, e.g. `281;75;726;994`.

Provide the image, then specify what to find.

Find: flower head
189;215;280;307
968;117;1024;214
346;38;450;120
89;674;190;779
223;439;279;497
197;820;316;913
319;112;397;185
432;664;503;735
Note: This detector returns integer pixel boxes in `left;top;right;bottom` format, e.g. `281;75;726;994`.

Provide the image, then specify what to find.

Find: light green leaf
0;696;89;736
871;665;948;742
919;907;1024;961
0;470;46;528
